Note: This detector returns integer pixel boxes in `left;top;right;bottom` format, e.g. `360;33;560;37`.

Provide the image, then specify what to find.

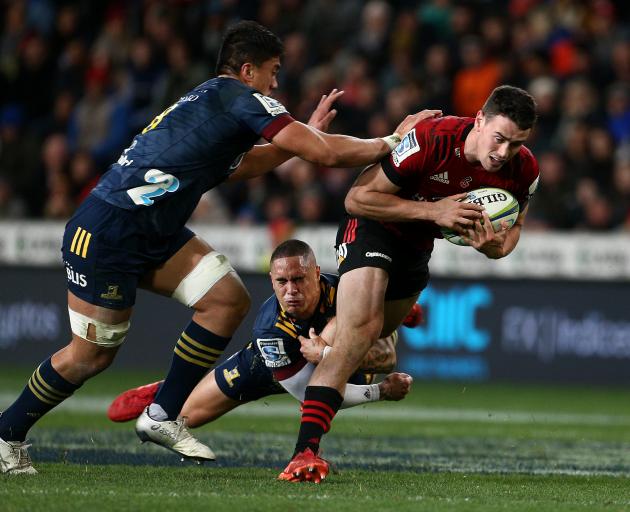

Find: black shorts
335;215;431;300
214;344;286;402
61;195;195;309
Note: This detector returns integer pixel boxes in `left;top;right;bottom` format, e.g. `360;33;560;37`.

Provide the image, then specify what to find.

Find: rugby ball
441;187;519;246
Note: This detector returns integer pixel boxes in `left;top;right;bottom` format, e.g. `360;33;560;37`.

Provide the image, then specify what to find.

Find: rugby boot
135;407;215;462
278;448;329;483
0;437;37;475
402;303;424;328
107;381;162;422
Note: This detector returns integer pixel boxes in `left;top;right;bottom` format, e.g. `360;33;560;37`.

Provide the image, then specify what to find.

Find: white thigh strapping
279;363;316;402
171;251;235;307
279;363;380;409
68;307;130;347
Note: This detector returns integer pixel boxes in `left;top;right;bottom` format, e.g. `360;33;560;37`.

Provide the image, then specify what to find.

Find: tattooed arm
359;332;398;373
299;328;398;373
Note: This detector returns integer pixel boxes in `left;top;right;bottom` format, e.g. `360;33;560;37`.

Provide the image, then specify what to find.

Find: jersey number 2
127;169;180;206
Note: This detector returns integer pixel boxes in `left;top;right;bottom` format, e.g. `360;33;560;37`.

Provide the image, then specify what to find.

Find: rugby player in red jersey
280;85;540;482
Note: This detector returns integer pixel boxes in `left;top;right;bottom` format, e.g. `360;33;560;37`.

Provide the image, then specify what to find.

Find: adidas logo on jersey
430;172;449;184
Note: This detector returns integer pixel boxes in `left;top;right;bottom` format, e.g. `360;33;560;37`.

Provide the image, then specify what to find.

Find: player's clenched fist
379;373;413;401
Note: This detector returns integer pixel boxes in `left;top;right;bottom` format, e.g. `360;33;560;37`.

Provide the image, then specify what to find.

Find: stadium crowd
1;0;630;231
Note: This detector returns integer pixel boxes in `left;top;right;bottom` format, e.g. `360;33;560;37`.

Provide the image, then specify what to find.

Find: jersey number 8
127;169;180;206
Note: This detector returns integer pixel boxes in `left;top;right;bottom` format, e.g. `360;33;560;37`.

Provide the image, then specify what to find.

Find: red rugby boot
278;448;329;483
107;381;162;422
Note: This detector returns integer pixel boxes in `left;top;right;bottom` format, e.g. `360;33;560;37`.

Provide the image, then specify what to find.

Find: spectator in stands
66;59;129;168
0;105;40;216
452;36;502;116
0;0;630;230
0;177;26;219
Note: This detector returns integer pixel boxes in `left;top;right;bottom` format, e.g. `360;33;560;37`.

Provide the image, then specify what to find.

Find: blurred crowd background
1;0;630;233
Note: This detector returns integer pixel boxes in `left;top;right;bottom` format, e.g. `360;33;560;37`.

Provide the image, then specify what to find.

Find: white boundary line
2;393;629;426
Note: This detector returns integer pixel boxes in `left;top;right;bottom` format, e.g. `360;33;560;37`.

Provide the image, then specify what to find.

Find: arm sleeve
233;92;295;142
381;124;431;187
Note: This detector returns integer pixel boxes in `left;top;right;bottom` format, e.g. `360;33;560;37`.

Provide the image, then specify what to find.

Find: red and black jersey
380;116;540;250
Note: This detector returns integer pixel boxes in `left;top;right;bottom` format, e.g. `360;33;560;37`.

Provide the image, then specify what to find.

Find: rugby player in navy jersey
0;21;437;474
280;86;541;483
106;240;419;435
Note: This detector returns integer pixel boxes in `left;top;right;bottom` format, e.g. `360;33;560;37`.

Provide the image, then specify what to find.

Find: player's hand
462;210;509;258
378;372;413;401
299;327;329;364
432;193;484;232
307;89;344;132
393;109;442;138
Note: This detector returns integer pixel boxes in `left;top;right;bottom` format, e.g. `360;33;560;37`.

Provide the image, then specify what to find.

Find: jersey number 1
127;169;180;206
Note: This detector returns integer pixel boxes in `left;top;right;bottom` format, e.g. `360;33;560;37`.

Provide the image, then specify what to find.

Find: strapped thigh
68;307;130;347
171;251;235;307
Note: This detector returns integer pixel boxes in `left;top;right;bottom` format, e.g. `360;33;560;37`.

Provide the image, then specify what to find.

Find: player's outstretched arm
228;89;345;182
270;110;441;169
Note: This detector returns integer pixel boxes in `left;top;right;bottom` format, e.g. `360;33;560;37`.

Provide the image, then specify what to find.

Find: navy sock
0;358;81;442
294;386;343;456
153;321;230;420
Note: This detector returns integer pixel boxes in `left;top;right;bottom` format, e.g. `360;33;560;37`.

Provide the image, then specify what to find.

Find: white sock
340;383;380;409
148;403;168;421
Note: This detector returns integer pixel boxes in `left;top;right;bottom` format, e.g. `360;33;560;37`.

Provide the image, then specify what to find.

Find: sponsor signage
1;268;628;385
397;278;630;384
0;223;630;280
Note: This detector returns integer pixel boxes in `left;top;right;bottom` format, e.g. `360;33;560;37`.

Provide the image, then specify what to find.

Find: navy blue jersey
253;273;338;379
91;77;294;236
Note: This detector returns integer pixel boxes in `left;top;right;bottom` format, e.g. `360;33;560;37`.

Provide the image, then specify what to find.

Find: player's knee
85;351;116;376
172;251;237;308
68;307;130;347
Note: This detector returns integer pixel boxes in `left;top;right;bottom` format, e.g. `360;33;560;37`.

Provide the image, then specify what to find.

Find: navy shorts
214;344;371;402
335;215;431;300
61;195;195;309
215;344;286;401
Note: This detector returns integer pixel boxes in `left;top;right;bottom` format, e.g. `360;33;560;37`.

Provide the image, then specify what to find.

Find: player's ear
475;110;484;130
240;63;255;82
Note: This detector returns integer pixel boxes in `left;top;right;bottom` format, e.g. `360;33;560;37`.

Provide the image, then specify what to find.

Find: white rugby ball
441;187;520;246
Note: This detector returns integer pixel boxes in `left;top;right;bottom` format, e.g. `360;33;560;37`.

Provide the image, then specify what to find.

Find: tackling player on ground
279;85;540;482
108;240;420;448
0;21;433;475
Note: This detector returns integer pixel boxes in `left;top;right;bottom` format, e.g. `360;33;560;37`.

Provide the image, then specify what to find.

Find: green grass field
1;367;630;511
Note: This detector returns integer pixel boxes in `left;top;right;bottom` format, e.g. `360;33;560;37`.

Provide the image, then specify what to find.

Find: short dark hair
215;21;284;75
482;85;538;130
270;239;315;264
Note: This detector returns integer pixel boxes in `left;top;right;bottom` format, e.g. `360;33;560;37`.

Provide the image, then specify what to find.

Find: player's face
250;57;281;96
270;255;321;320
474;113;531;172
